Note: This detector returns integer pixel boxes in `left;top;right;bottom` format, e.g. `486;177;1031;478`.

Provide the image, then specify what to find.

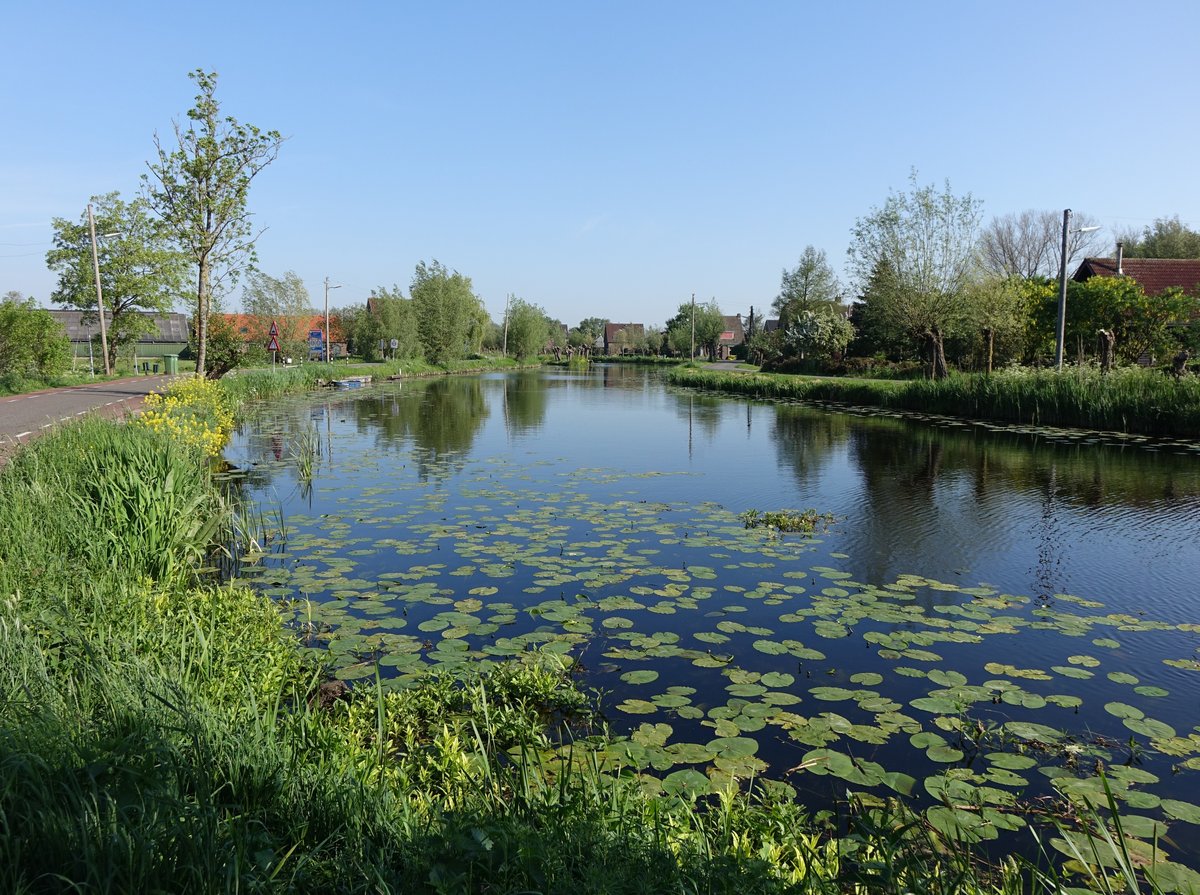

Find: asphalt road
0;375;178;459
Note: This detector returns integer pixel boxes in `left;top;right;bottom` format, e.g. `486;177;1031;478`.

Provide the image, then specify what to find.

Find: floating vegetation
227;379;1200;872
739;508;836;534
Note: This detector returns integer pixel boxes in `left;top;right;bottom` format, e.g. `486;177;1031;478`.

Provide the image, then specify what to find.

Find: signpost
268;320;280;371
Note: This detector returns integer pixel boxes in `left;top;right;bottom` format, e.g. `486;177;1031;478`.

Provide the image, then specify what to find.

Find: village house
604;322;644;355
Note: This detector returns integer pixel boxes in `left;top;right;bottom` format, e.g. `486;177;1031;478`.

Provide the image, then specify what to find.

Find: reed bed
669;366;1200;439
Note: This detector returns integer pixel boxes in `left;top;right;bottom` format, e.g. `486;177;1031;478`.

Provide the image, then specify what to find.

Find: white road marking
15;431;31;439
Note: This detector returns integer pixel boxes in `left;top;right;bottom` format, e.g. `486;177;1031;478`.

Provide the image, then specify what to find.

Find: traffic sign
389;338;399;350
268;320;279;337
267;335;280;352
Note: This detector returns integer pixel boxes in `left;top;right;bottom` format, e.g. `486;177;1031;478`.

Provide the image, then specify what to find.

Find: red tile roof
1073;257;1200;297
219;313;345;342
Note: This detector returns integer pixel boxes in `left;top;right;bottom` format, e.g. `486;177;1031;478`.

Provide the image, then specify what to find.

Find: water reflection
498;371;549;436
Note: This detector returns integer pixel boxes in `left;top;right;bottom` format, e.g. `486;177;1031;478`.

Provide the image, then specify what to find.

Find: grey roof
48;310;190;343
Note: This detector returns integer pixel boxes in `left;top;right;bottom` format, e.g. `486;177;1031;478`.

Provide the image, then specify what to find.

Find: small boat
331;375;373;389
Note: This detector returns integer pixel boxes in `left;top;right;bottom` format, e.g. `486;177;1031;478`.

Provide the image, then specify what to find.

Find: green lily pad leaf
1045;694;1083;709
849;672;883;686
661;769;712;798
617;699;658;715
1004;721;1063;741
1052;665;1094;679
800;748;854;777
1093;638;1121;649
694;631;729;644
1104;702;1144;720
1124;717;1176;739
928;669;968;688
760;671;795;688
1107;671;1139;685
809;687;857;701
925;806;998;843
1162;800;1200;824
468;586;499;596
1068;655;1100;667
910;696;962;715
1134;686;1169;698
927;745;965;763
707;737;758;758
664;742;714;764
881;771;917;795
753;639;788;655
621;669;659;685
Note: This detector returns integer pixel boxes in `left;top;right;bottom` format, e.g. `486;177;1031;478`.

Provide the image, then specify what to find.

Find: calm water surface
226;366;1200;856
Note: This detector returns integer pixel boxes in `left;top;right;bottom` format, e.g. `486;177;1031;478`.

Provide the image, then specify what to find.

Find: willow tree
144;70;283;376
848;171;983;378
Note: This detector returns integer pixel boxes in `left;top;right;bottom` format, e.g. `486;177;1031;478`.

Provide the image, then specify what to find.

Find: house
220;313;348;360
1073;245;1200;298
716;314;745;360
604;322;644;355
48;309;189;358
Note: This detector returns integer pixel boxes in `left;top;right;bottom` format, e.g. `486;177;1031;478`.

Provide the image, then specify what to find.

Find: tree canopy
1120;216;1200;259
46;192;187;372
979;209;1105;280
410;260;487;365
144;70;283;377
773;246;841;328
665;299;723;359
0;292;71;380
240;270;312;361
505;297;552;360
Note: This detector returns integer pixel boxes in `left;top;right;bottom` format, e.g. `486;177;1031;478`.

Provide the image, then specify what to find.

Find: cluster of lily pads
227;394;1200;878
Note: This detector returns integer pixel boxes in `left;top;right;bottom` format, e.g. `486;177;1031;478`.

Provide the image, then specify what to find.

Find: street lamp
1054;209;1101;370
324;277;342;364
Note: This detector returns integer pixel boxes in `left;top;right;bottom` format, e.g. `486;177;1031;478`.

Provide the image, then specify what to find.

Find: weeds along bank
668;366;1200;439
0;375;1156;893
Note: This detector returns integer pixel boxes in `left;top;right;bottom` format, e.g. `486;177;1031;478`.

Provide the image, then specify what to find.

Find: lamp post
1054;209;1102;370
324;277;342;364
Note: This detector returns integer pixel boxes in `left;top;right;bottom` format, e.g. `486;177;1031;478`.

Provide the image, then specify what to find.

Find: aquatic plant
740;508;836;533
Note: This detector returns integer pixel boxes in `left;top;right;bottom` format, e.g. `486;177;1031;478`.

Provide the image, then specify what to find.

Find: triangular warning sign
268;320;279;337
267;335;280;352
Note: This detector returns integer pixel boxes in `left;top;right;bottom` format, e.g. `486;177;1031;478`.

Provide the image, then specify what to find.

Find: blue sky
3;1;1197;327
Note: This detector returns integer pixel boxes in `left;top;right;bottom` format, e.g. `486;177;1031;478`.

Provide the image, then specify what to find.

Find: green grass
668;365;1200;439
0;412;1184;892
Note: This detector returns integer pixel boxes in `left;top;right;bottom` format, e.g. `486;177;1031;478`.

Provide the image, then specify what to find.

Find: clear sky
3;1;1198;327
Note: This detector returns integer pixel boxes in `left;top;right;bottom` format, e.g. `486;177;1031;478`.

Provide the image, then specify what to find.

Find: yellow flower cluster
138;376;236;459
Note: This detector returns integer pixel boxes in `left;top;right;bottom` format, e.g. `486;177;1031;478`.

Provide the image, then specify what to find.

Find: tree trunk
923;327;949;379
983;327;994;375
195;258;209;377
1172;347;1189;378
1098;329;1115;374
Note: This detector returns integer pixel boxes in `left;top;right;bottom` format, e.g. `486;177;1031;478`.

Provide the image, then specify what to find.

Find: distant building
48;310;189;358
604;322;644;355
1073;246;1200;299
716;314;745;360
219;313;348;359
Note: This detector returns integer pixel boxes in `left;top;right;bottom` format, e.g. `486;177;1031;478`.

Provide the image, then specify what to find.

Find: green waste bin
163;354;179;375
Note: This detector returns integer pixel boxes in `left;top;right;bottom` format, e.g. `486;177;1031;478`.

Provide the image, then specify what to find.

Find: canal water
224;366;1200;858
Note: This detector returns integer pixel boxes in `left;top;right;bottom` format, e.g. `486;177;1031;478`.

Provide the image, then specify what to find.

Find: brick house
604;322;644;355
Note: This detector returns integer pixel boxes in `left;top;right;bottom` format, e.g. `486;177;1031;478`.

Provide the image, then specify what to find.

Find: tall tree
241;270;312;359
46;192;187;373
979;209;1105;280
505;297;552;359
1120;215;1200;259
144;70;283;377
847;171;984;377
410;260;485;365
773;246;841;328
665;299;723;359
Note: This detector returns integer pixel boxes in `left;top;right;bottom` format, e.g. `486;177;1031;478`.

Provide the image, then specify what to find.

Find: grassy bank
0;381;1172;892
668;365;1200;439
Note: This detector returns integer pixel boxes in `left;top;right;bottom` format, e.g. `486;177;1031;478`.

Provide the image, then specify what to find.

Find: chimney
1116;241;1124;275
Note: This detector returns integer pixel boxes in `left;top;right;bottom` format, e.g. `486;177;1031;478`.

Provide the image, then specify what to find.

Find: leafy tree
1120;215;1200;259
506;298;552;359
569;316;608;351
848;171;984;377
979;209;1105;280
144;70;283;377
665;299;723;359
46;192;186;373
0;292;71;379
783;306;854;362
1030;276;1199;364
962;277;1035;372
410;260;485;365
241;270;312;360
203;308;248;378
773;246;841;328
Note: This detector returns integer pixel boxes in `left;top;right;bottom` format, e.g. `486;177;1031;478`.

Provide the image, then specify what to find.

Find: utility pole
690;292;696;361
503;293;511;356
324;277;342;364
87;203;111;376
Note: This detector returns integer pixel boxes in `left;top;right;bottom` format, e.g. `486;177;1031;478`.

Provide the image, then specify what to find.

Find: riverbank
0;378;1179;892
668;365;1200;440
